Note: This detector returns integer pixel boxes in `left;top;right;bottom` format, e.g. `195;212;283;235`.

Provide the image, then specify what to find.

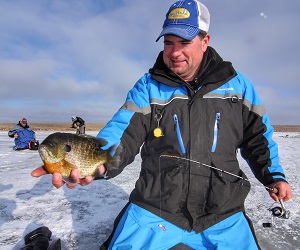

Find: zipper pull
216;112;220;129
211;112;221;153
173;114;186;154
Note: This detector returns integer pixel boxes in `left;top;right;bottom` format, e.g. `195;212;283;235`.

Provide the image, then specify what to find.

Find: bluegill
38;132;113;180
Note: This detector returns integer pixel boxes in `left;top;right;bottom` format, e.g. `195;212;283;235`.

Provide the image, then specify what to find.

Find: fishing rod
265;186;278;194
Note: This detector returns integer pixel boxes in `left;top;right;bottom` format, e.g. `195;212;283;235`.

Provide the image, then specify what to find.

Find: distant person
8;118;36;150
70;116;85;134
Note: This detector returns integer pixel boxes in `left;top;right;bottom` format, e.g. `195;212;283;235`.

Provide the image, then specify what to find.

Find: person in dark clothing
32;1;292;249
8;118;36;150
70;116;85;134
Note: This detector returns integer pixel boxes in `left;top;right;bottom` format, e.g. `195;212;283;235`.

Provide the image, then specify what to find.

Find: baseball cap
156;0;210;42
21;118;27;124
71;116;76;121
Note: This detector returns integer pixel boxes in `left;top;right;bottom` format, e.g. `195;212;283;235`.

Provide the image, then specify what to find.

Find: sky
1;0;299;125
0;131;299;249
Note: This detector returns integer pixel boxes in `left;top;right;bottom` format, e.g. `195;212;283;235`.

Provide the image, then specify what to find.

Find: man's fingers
269;192;279;202
52;172;65;189
282;189;293;202
69;169;80;182
31;167;96;189
31;166;48;177
79;176;94;186
63;169;81;188
268;181;293;202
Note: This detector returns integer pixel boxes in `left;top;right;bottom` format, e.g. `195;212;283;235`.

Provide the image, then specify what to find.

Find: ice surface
0;132;299;250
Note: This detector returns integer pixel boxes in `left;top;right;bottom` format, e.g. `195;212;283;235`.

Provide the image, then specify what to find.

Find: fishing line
158;154;291;227
159;154;249;182
157;154;250;220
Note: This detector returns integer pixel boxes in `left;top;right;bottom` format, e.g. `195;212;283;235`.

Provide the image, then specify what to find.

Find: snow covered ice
0;131;299;250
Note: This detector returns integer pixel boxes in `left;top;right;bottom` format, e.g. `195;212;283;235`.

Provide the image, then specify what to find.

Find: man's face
163;34;209;82
20;121;27;127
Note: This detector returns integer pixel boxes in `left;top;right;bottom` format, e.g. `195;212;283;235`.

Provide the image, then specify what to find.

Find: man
32;1;292;249
70;116;85;134
8;118;36;150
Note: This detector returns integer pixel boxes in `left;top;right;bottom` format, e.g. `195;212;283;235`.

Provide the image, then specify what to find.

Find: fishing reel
268;199;290;219
263;199;290;228
263;187;290;227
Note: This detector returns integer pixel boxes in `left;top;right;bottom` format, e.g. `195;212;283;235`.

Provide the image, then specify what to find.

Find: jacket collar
149;46;236;92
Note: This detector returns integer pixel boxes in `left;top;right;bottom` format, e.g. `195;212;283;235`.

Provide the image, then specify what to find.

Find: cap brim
156;25;200;42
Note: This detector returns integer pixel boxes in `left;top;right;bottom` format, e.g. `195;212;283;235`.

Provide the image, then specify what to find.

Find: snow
0;131;299;250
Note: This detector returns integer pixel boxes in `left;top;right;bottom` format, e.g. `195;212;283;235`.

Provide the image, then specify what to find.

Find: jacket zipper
211;112;221;152
173;114;186;154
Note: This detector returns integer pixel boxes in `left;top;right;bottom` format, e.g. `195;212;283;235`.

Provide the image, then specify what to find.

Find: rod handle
265;186;278;194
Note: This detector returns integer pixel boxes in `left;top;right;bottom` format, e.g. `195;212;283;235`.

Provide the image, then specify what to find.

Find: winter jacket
97;47;287;233
8;123;35;149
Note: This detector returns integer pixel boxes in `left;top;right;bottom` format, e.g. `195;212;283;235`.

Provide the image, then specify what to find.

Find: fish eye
63;145;72;153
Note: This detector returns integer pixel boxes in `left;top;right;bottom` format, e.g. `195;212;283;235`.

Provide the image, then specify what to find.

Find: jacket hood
149;46;236;93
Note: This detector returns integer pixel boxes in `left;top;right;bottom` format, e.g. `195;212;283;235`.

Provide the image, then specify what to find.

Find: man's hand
31;165;106;189
14;133;18;138
267;181;292;202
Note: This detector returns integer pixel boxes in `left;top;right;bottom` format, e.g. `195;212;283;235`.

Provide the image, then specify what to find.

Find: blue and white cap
156;0;210;42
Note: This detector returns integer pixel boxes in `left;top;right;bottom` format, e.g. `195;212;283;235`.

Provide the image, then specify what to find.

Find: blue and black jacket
98;47;287;233
8;122;35;149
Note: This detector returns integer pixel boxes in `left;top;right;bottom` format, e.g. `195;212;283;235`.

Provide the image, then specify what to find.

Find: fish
38;132;114;181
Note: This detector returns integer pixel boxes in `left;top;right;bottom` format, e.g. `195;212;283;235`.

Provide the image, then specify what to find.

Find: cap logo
168;8;190;20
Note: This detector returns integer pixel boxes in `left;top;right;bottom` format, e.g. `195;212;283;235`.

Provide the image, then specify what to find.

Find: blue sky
1;0;299;125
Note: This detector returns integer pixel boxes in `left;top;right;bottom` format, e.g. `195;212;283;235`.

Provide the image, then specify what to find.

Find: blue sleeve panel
261;114;285;180
97;73;151;149
96;74;153;177
97;73;188;149
97;110;135;151
234;71;286;183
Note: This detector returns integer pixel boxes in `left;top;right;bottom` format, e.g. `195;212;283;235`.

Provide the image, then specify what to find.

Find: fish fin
60;160;78;183
106;143;123;169
62;176;78;184
98;138;108;147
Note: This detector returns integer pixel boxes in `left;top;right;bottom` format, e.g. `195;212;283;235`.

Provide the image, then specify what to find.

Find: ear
202;34;210;52
63;145;72;152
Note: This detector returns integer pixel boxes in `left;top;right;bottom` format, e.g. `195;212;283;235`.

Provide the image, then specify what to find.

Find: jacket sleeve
238;72;287;185
29;129;36;140
71;121;76;128
97;74;152;178
8;130;15;138
8;124;20;138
